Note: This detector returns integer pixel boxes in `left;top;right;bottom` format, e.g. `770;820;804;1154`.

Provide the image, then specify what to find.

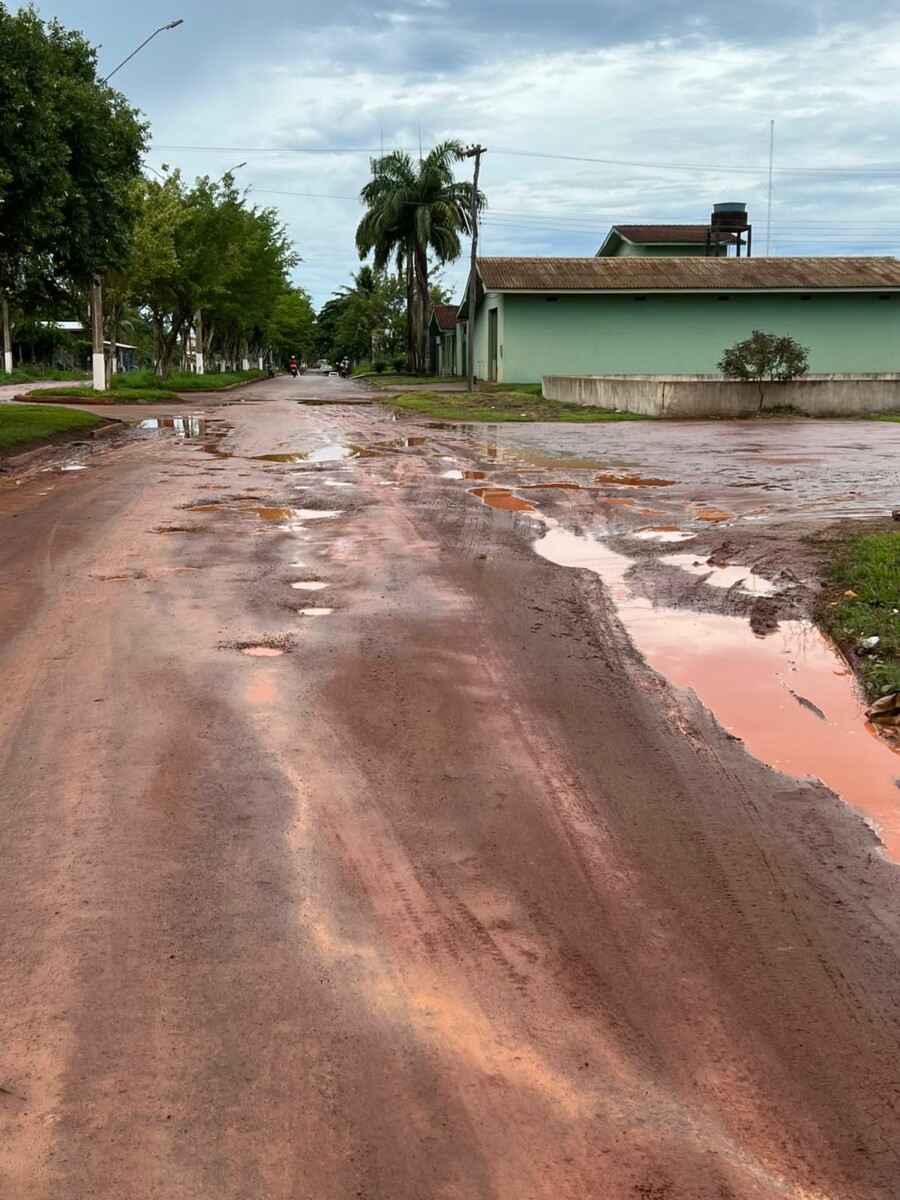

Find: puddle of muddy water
469;487;535;514
535;526;900;860
241;646;284;657
291;581;328;591
297;607;333;617
660;553;777;596
443;469;465;480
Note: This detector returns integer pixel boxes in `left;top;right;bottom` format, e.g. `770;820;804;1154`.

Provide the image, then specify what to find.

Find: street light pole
463;145;485;394
103;19;184;83
90;19;184;389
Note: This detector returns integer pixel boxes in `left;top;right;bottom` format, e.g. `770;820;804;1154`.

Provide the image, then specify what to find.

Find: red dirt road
1;380;898;1199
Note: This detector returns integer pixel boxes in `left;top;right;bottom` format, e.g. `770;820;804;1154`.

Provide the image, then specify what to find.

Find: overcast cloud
35;0;900;307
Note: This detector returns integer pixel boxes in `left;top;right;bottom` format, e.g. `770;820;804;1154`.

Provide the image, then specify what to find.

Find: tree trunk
415;247;429;376
404;255;415;373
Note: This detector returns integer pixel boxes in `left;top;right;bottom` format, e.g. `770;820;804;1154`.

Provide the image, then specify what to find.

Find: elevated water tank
711;202;749;230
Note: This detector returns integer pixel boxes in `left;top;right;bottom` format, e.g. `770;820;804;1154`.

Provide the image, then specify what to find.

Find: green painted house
456;256;900;384
428;304;459;376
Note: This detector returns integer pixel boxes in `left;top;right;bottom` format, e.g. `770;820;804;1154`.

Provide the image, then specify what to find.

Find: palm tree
356;140;485;374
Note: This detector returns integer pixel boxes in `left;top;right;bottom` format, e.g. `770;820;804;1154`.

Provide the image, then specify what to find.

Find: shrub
373;359;388;374
392;355;407;373
717;331;809;413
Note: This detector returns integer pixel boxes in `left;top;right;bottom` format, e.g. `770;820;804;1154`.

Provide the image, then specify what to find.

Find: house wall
614;243;708;257
484;291;900;384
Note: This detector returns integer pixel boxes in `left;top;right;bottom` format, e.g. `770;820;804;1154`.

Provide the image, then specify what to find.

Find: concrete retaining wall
542;374;900;418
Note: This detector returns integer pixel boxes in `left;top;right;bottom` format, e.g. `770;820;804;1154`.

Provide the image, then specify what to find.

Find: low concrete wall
542;374;900;418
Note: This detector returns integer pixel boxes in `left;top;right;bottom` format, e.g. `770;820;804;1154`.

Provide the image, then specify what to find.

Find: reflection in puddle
443;469;465;480
535;526;900;860
464;470;487;481
298;607;333;617
241;646;284;657
254;445;375;463
59;463;88;472
633;529;697;543
660;553;777;596
243;507;300;521
469;487;535;513
248;681;275;703
140;416;209;438
291;581;328;590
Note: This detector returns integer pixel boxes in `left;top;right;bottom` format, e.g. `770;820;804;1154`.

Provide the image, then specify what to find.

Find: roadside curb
0;419;124;472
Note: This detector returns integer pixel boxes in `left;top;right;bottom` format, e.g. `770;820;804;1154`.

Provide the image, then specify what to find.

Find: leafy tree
315;266;407;367
0;5;147;301
128;170;297;376
356;141;484;374
717;330;809;412
269;288;316;364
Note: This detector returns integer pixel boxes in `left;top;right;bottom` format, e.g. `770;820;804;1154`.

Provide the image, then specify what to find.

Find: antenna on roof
765;120;775;256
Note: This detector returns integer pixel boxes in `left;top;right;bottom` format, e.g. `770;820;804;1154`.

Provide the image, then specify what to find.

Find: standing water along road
0;373;898;1199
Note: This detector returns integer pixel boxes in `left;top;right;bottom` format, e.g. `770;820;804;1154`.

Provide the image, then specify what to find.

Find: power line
151;142;900;178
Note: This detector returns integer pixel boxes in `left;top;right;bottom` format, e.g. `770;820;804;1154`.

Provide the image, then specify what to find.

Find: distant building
429;304;459;376
455;256;900;383
596;225;735;258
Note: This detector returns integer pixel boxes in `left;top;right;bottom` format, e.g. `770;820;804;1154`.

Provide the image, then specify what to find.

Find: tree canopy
356;141;484;373
0;4;147;301
717;330;809;410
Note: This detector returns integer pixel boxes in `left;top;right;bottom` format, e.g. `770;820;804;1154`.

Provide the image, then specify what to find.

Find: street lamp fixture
103;19;185;83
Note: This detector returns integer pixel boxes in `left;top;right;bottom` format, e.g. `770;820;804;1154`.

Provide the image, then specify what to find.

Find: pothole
291;581;328;591
297;607;334;617
220;634;294;655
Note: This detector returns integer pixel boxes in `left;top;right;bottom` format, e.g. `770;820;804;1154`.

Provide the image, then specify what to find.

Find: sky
34;0;900;309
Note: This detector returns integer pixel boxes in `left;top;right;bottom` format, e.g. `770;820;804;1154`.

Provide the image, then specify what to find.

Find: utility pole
464;144;485;394
765;119;775;257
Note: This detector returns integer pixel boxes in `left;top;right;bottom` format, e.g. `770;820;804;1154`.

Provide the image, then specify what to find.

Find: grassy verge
2;366;89;385
384;390;648;422
819;531;900;699
0;404;103;452
359;373;465;389
22;387;179;404
111;369;265;392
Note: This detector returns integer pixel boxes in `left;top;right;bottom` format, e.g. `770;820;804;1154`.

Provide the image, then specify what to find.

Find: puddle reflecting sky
535;526;900;860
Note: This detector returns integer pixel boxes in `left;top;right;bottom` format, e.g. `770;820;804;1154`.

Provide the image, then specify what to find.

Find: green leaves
356;140;486;372
717;330;809;410
0;6;147;296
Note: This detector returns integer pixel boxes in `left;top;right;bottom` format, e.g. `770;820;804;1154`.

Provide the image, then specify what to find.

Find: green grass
110;369;264;392
821;532;900;698
360;372;465;389
384;390;649;423
22;387;178;403
0;404;103;451
866;413;900;423
3;365;89;385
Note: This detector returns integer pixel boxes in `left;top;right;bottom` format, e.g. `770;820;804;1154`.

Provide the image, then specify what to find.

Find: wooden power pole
463;145;485;394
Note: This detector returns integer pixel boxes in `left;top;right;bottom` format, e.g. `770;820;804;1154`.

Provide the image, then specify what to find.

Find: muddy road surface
1;375;899;1199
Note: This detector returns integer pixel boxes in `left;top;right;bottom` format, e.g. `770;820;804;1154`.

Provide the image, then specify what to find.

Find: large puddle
535;527;900;860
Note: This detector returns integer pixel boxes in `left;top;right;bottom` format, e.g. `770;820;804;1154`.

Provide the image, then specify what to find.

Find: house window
716;296;730;302
545;296;559;303
879;294;893;301
800;295;812;301
633;296;647;302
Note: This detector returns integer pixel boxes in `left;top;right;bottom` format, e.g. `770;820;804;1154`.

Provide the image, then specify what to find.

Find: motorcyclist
289;354;299;377
339;356;350;379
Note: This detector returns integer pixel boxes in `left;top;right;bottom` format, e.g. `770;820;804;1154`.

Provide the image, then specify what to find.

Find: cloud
38;2;900;307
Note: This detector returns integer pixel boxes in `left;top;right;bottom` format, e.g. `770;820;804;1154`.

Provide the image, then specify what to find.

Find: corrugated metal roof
432;303;459;330
477;256;900;291
612;224;731;244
